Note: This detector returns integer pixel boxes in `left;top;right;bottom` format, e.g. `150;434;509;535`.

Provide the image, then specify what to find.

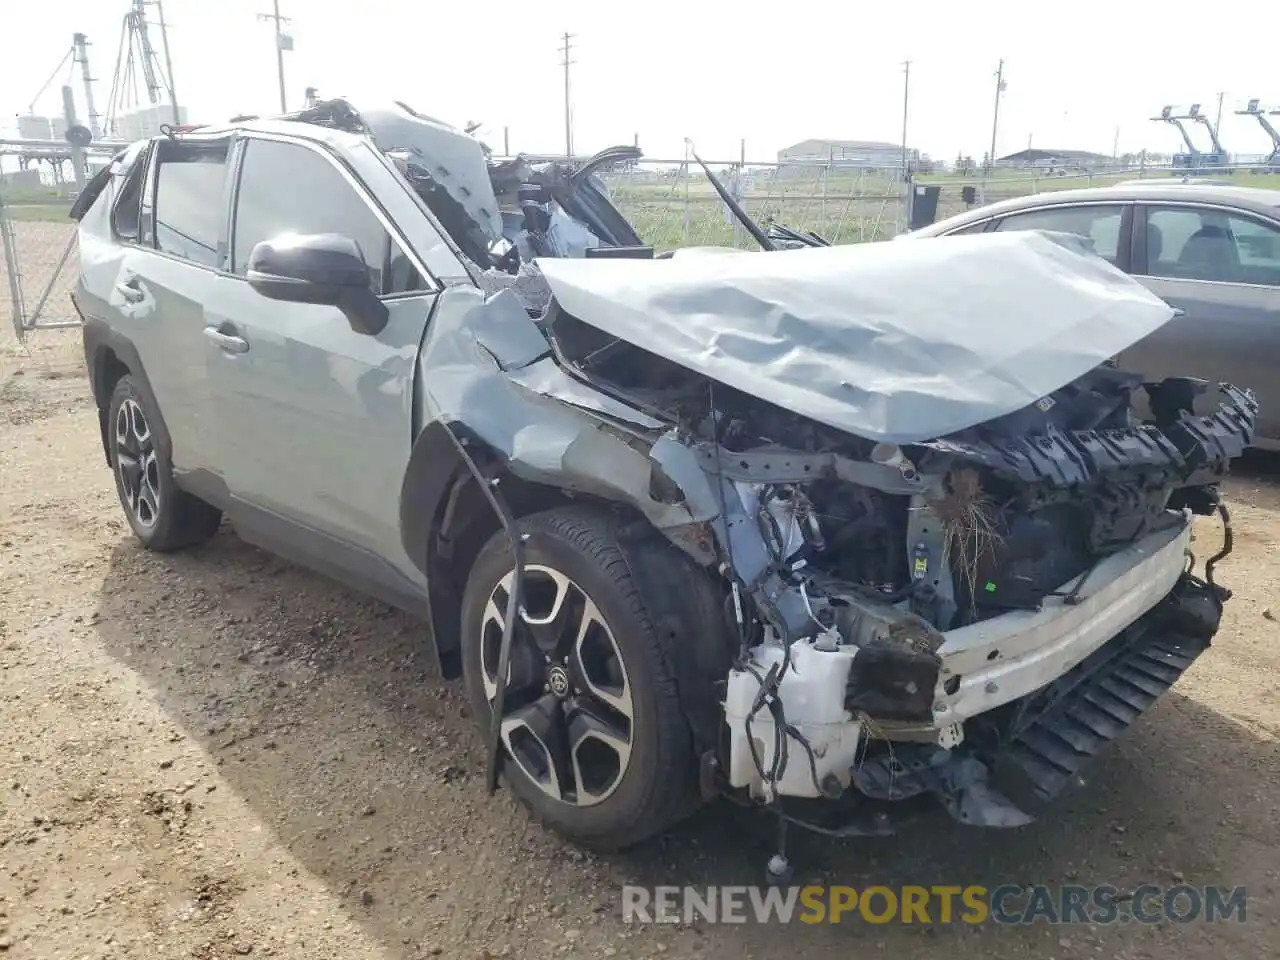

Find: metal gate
0;186;80;344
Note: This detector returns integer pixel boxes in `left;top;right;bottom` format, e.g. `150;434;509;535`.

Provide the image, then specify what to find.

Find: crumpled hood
536;230;1177;444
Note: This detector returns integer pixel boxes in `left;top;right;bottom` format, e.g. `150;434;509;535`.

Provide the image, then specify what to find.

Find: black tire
461;506;702;849
107;375;222;551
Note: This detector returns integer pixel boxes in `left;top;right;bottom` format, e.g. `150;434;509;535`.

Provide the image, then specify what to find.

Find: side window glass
947;221;990;236
232;139;427;296
152;141;230;268
109;150;149;242
993;205;1124;264
1143;208;1207;278
1226;215;1280;285
1146;207;1280;285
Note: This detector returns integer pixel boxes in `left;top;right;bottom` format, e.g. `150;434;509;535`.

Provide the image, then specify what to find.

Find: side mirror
246;233;389;335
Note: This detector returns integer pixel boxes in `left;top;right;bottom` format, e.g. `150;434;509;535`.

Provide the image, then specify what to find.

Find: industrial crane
1150;104;1228;170
1236;99;1280;167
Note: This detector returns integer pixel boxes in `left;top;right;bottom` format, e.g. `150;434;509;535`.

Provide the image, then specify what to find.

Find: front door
205;135;439;604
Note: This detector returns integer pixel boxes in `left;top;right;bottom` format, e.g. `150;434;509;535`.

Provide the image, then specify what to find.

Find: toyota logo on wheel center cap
547;665;571;697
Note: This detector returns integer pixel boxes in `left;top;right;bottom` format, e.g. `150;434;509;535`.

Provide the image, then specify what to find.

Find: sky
3;0;1280;165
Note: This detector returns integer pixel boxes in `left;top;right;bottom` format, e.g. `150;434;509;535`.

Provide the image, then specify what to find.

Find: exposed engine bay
541;300;1256;808
550;309;1246;622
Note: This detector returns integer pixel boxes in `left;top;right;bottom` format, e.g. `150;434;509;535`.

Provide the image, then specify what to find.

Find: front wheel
460;507;702;849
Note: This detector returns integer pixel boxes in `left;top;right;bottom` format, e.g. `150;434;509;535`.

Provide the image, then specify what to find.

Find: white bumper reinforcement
722;514;1194;799
932;514;1192;726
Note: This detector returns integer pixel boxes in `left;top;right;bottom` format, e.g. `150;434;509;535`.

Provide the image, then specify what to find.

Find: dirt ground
1;323;1278;960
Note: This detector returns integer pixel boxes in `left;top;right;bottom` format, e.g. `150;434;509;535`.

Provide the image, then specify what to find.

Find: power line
27;47;73;116
258;0;291;113
559;31;575;158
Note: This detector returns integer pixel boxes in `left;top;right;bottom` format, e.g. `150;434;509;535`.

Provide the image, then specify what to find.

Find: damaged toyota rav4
71;100;1257;861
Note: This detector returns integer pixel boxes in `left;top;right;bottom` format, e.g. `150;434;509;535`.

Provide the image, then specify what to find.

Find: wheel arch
400;421;579;678
82;317;172;467
399;422;733;714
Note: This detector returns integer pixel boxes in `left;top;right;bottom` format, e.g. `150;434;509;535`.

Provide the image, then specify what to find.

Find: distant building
778;138;919;171
997;148;1114;169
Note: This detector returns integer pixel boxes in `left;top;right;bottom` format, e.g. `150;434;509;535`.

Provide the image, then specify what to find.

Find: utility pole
72;33;101;138
988;59;1006;174
1112;126;1120;161
258;0;290;113
153;0;180;123
900;60;911;182
559;32;575;158
1214;91;1225;138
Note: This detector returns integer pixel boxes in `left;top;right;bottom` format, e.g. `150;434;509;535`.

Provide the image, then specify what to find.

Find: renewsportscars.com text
622;884;1249;925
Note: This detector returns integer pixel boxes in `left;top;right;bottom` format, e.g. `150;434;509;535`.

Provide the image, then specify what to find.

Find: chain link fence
598;160;909;250
5;133;1275;344
0;185;80;347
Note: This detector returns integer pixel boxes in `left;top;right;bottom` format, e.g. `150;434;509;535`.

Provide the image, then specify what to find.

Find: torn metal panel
475;262;553;315
505;359;663;429
414;287;699;534
464;288;552;371
691;443;929;496
536;230;1177;445
355;102;503;243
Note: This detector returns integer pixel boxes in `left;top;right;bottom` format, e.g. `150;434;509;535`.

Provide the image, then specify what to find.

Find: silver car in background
909;183;1280;445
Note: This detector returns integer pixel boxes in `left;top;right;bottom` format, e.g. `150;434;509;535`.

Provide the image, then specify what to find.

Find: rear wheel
108;376;222;551
460;507;701;849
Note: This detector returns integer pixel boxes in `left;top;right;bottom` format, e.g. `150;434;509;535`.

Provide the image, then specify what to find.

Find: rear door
205;134;439;602
1120;203;1280;438
108;136;234;473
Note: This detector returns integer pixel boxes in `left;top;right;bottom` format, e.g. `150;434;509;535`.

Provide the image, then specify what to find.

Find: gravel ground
1;326;1277;960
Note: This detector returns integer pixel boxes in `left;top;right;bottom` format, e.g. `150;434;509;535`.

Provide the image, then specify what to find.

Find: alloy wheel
480;565;634;806
114;397;161;529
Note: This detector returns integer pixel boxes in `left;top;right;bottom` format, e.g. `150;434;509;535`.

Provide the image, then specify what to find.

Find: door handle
115;279;144;303
203;326;249;354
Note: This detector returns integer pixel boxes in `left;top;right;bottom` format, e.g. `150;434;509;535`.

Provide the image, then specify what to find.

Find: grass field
607;165;1280;251
1;202;71;222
